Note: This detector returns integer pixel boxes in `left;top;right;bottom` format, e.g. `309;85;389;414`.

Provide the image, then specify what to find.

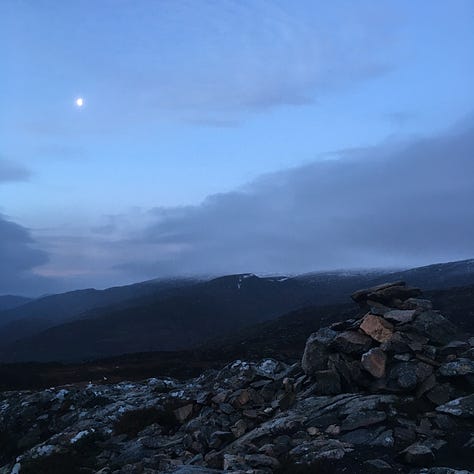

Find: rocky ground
1;282;473;474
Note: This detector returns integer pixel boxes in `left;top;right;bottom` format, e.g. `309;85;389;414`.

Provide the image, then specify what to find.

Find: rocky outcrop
0;282;473;473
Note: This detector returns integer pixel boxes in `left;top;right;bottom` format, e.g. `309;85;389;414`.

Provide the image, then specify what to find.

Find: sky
1;0;474;296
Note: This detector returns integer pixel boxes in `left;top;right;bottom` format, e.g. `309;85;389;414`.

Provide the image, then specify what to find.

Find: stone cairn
1;282;473;474
302;281;465;398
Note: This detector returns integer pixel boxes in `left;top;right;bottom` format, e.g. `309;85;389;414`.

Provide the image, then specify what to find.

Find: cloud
385;111;417;127
126;1;393;121
11;0;395;133
0;158;31;183
0;215;52;295
111;118;474;277
31;118;474;289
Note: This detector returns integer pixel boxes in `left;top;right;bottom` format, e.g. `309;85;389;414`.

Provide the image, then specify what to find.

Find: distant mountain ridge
0;258;473;363
0;295;32;312
0;277;201;347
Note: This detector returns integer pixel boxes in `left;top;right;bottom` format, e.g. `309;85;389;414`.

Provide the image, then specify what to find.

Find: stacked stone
300;281;474;470
302;281;473;402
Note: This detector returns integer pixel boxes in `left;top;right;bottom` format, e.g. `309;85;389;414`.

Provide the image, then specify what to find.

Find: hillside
0;277;200;347
1;259;473;363
1;281;473;392
0;295;32;311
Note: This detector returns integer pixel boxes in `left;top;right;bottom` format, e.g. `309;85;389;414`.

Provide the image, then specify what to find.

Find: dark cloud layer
0;159;30;183
117;120;474;277
0;215;51;295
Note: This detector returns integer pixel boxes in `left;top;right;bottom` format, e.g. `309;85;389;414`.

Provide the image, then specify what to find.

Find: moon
75;97;84;107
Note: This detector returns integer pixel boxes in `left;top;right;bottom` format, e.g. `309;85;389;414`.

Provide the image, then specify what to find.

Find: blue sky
1;0;474;294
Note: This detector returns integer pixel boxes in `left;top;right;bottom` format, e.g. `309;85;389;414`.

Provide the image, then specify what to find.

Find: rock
394;426;417;446
244;453;280;469
426;384;453;405
311;369;341;395
230;419;247;438
403;442;435;466
341;410;387;431
411;311;458;345
388;362;417;390
361;348;387;378
360;314;394;343
211;392;228;404
367;285;422;305
436;394;474;418
415;373;437;398
174;404;194;422
170;468;224;474
439;341;470;356
330;330;373;354
301;328;337;375
222;454;244;471
351;281;406;304
277;390;296;410
363;458;393;472
325;424;341;436
289;438;353;463
208;431;233;449
439;358;474;377
415;469;474;474
403;298;433;310
341;427;393;448
384;309;416;324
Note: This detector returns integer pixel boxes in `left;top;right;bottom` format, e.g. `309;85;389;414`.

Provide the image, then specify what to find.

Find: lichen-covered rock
439;358;474;377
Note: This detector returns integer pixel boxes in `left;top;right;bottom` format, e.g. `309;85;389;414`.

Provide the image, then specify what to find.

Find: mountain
0;274;329;362
1;280;473;391
295;258;474;295
375;258;474;289
0;277;200;346
0;295;32;311
1;259;473;363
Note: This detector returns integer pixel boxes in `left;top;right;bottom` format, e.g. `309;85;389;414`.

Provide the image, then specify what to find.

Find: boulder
411;311;458;345
351;281;406;305
330;330;373;355
301;328;337;375
360;314;394;343
367;285;422;306
384;309;416;324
